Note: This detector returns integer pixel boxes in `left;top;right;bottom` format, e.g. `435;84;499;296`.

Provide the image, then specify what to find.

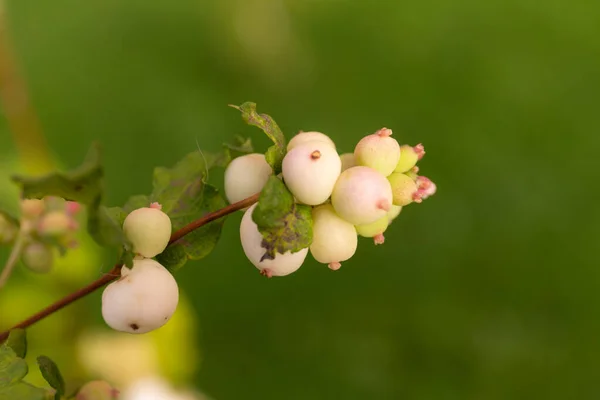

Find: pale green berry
395;144;425;173
224;153;272;206
355;215;388;245
287;131;336;151
123;203;171;258
331;166;392;225
282;141;341;205
0;214;17;244
388;172;418;206
37;211;75;238
354;128;400;176
20;198;45;219
340;152;356;172
386;205;402;224
310;204;357;270
240;204;308;277
21;241;54;273
101;258;179;334
76;380;119;400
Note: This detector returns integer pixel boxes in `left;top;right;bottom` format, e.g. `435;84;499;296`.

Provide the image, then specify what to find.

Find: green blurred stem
0;232;25;289
0;192;260;342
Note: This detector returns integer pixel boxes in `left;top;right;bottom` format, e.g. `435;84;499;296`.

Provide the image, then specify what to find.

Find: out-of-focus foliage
0;0;598;399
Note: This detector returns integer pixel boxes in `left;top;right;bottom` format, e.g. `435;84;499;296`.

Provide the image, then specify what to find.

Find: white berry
287;131;336;151
310;204;357;270
224;153;272;206
123;204;171;258
331;166;393;225
355;215;389;245
101;258;179;334
282;141;341;205
354;128;400;176
240;204;308;277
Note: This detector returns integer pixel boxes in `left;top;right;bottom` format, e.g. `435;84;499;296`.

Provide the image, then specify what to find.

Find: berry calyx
224;153;272;206
414;176;437;202
355;215;389;245
240;204;308;277
122;205;172;258
310;204;357;270
387;172;418;206
395;144;425;173
21;241;54;273
282;141;341;205
101;258;179;334
76;380;119;400
354;128;401;176
331;166;393;225
287;131;336;151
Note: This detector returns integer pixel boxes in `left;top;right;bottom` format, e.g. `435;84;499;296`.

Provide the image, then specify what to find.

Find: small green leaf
203;135;254;168
5;330;26;359
36;356;64;399
0;382;53;400
0;346;28;388
252;177;313;260
230;102;286;173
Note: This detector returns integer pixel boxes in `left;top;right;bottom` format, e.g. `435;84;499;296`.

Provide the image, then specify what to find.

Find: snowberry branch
0;192;259;342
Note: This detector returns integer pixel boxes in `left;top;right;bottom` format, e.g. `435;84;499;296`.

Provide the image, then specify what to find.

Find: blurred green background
1;0;599;399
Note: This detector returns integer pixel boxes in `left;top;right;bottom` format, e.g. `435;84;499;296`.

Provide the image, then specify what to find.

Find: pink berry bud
65;201;82;215
76;380;119;400
149;202;163;210
413;176;437;202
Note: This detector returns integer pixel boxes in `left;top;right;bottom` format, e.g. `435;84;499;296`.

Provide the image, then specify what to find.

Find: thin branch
0;193;259;342
0;233;25;289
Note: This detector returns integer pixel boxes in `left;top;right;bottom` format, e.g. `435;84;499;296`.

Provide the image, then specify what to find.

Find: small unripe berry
76;380;119;400
355;216;388;245
240;204;308;277
395;144;425;173
37;211;76;238
224;153;272;206
331;166;393;225
388;172;418;206
0;214;17;244
354;128;401;176
386;205;402;224
101;258;179;334
282;141;341;205
310;204;357;270
287;131;336;151
340;153;356;172
20;198;45;219
123;203;171;258
21;241;54;273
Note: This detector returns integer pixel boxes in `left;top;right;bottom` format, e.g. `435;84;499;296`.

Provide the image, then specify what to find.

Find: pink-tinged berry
287;131;336;151
395;144;425;173
387;172;418;206
355;215;389;245
224;153;273;207
240;204;308;277
37;211;75;238
65;201;82;215
413;176;437;202
282;141;341;205
76;380;119;400
0;214;17;244
331;166;393;225
123;204;172;258
20;198;45;219
21;241;54;273
354;128;401;176
310;204;357;270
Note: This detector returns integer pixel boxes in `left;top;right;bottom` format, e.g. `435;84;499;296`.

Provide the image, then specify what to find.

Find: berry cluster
226;129;436;277
101;203;179;334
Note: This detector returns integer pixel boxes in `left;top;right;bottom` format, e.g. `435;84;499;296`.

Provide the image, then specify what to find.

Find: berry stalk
0;192;260;342
0;232;26;289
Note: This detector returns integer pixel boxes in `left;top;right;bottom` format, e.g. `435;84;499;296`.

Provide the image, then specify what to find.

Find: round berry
386;205;403;224
240;204;308;277
355;216;388;245
21;241;54;273
287;131;336;151
123;204;171;258
76;380;119;400
388;172;418;206
310;204;357;270
101;258;179;334
395;144;425;173
20;199;45;219
354;128;400;176
340;152;356;172
37;211;75;238
224;153;272;206
282;141;341;205
331;166;392;225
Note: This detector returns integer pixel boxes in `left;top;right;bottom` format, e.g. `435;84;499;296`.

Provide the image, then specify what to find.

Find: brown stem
0;193;259;342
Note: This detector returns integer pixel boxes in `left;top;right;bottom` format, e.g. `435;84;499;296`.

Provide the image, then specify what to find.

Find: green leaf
230;102;286;173
251;177;313;260
11;143;127;252
203;135;254;168
0;382;53;400
0;346;27;388
5;330;26;359
36;356;64;399
151;153;228;270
